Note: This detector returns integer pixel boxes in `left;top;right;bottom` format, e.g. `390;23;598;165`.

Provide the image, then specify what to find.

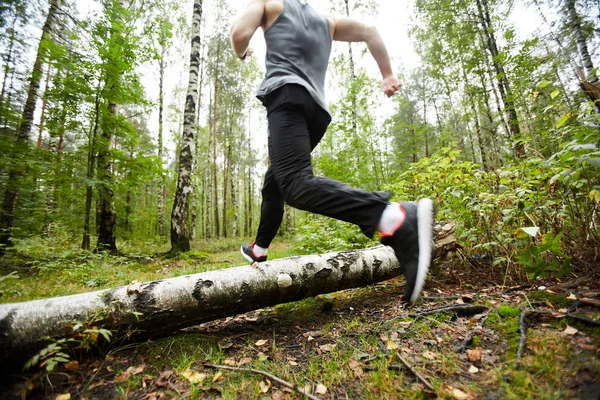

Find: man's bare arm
230;0;265;59
331;17;401;96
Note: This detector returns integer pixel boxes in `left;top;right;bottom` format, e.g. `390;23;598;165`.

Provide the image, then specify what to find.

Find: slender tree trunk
232;163;238;237
205;89;213;239
344;0;358;138
476;0;523;157
0;12;18;128
222;139;229;238
82;94;101;250
0;0;59;252
157;47;166;241
565;0;597;82
96;101;118;254
212;54;220;238
170;0;203;253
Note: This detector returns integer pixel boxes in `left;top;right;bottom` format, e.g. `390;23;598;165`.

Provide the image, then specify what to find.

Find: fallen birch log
0;224;457;370
0;246;400;368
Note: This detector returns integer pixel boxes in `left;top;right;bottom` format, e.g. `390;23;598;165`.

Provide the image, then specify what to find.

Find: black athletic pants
255;84;391;248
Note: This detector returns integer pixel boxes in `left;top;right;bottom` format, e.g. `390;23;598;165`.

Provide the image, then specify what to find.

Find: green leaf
550;90;560;99
556;113;574;128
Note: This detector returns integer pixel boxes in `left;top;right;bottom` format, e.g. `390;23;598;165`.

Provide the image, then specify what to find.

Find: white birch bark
0;246;401;366
170;0;203;252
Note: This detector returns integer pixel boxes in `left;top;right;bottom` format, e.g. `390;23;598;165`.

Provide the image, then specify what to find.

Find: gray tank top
257;0;332;115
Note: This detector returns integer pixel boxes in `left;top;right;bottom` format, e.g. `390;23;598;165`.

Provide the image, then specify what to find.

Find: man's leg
267;85;390;238
255;166;284;249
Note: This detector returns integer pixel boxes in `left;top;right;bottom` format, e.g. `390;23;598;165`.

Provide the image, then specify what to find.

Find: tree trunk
82;94;101;250
222;140;229;238
213;75;220;238
565;0;597;83
0;246;402;369
0;11;18;128
0;223;457;372
475;0;523;158
96;101;118;254
0;0;59;251
157;46;166;241
170;0;203;253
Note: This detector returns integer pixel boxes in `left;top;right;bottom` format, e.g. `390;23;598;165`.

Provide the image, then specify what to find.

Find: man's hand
382;75;401;97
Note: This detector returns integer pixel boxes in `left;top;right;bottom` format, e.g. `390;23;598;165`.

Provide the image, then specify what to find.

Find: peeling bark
0;246;402;369
170;0;203;252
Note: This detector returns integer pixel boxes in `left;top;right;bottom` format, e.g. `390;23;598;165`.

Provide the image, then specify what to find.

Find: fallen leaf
452;388;469;399
568;293;577;300
348;359;360;369
224;358;237;366
423;351;436;360
257;352;269;361
319;343;336;352
288;360;298;366
239;357;252;366
259;379;271;393
564;326;578;335
212;371;224;383
467;349;482;362
558;308;568;313
64;361;79;370
304;330;323;338
468;365;479;374
155;370;174;387
182;369;207;384
352;366;364;377
220;342;233;350
255;339;268;346
55;394;71;400
315;384;327;394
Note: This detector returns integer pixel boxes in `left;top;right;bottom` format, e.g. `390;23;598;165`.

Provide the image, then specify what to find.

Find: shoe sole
409;198;434;304
240;245;254;263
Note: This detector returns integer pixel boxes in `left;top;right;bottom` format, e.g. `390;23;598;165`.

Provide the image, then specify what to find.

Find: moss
498;305;522;317
527;291;576;308
471;335;482;347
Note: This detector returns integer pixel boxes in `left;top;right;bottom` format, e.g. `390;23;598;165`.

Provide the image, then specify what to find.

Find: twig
410;304;488;318
578;298;600;308
517;308;527;359
566;313;600;327
395;352;435;391
420;296;460;302
204;364;320;400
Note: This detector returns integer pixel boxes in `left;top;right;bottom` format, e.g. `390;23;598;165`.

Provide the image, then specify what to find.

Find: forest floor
0;239;599;400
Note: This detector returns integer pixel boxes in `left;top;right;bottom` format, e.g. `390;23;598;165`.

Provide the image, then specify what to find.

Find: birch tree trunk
565;0;597;83
0;246;402;369
157;44;167;241
170;0;203;253
0;0;59;251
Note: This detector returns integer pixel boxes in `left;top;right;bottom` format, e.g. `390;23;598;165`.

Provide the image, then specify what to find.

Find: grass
1;238;599;399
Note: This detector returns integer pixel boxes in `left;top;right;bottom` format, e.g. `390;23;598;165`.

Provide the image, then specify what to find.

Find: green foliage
384;144;597;277
515;233;571;278
23;338;74;372
294;213;377;254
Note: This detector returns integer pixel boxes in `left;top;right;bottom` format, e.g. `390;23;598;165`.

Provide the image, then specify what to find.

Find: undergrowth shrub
386;136;598;278
294;213;378;254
